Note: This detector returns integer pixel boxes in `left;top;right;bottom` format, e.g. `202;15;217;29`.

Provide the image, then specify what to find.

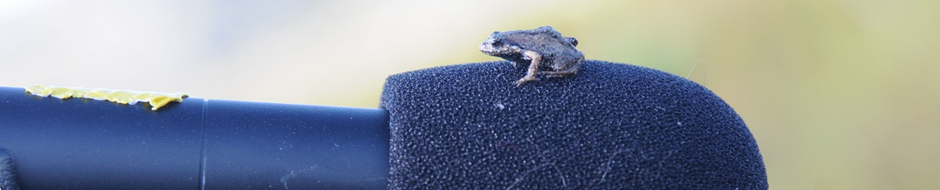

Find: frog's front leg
516;50;542;86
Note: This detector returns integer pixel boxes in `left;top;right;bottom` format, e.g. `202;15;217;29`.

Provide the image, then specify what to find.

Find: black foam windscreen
380;60;767;189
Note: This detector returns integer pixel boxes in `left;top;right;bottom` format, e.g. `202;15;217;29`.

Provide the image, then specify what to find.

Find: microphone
0;60;766;189
381;60;766;189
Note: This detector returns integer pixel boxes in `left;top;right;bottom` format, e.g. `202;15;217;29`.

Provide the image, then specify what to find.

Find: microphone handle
0;86;390;189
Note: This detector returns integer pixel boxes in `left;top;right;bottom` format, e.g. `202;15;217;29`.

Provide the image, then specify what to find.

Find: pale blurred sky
0;0;614;107
2;0;940;189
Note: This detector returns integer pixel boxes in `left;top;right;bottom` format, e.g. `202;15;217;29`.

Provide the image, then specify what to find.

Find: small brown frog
479;26;584;86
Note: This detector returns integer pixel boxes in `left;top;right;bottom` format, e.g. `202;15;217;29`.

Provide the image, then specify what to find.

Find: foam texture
380;60;767;189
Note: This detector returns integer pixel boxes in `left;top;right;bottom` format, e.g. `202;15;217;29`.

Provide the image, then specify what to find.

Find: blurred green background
1;0;938;189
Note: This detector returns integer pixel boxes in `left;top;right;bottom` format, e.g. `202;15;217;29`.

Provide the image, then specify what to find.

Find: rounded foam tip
380;60;767;189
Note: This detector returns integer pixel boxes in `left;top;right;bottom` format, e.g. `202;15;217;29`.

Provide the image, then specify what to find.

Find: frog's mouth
478;42;519;57
478;41;499;55
479;46;500;56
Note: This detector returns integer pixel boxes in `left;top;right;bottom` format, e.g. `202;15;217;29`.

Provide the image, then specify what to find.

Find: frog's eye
490;39;502;46
566;37;579;46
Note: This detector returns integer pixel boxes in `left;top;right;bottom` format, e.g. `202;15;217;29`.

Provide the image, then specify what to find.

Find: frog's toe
515;77;539;86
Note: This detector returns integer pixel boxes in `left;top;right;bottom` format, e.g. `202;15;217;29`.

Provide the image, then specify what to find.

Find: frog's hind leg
538;69;577;78
539;63;580;78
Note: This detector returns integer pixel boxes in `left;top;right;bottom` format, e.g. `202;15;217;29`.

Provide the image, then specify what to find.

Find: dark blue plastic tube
0;86;389;189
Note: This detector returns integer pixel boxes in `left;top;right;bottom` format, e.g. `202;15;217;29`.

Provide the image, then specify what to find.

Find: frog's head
566;37;578;47
479;31;523;58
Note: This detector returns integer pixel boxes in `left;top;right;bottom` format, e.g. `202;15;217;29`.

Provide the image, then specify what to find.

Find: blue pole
0;86;389;189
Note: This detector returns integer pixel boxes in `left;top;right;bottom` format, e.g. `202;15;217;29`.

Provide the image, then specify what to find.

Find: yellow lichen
24;85;188;111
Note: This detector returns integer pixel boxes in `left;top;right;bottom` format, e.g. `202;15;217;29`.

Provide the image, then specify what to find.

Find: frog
479;26;584;86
